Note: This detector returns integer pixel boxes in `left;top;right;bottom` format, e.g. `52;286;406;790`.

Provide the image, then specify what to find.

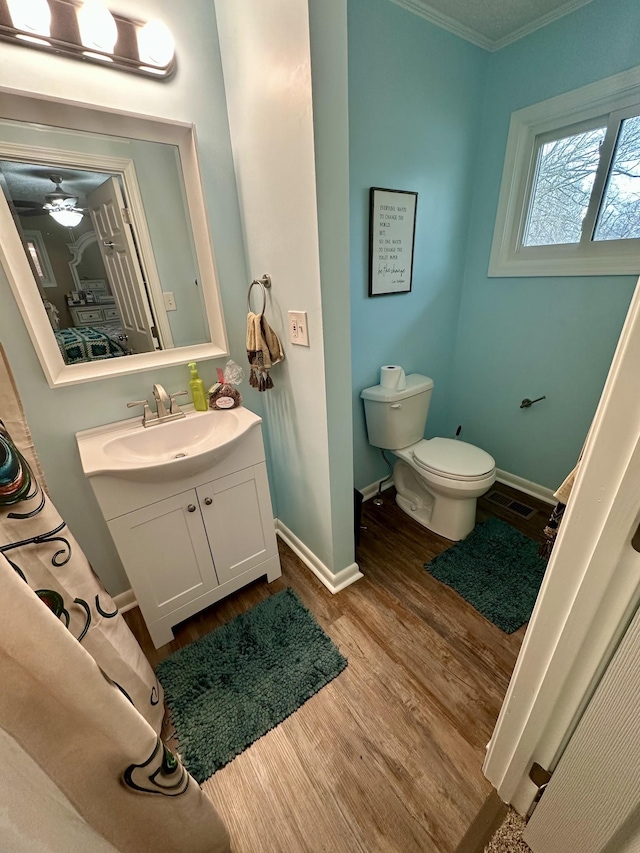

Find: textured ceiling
0;162;111;210
390;0;595;50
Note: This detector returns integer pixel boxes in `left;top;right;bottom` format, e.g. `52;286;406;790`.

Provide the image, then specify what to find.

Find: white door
484;273;640;814
87;177;156;354
523;595;640;852
197;464;278;584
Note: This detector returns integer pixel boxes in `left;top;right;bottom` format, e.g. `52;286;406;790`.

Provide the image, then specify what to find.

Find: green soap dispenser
188;362;208;411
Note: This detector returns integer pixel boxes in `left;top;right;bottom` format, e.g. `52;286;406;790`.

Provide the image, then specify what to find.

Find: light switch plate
163;292;177;311
288;311;309;346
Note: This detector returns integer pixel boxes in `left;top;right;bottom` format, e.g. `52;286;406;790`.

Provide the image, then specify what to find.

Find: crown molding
389;0;494;50
490;0;595;51
390;0;595;52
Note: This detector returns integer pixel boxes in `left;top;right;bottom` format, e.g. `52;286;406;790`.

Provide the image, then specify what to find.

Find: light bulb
137;19;175;67
7;0;51;37
49;209;83;228
77;1;118;54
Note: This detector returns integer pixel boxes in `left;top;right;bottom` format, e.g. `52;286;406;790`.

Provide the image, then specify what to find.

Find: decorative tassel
247;352;276;393
246;309;283;391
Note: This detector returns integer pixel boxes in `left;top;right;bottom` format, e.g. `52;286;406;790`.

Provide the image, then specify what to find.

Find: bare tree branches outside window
523;115;640;247
524;127;606;246
595;115;640;241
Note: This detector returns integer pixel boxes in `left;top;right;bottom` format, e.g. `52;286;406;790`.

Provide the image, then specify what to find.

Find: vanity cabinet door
108;490;219;624
197;464;278;585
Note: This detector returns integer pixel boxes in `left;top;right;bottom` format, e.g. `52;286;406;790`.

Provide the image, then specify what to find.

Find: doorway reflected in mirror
0;161;161;365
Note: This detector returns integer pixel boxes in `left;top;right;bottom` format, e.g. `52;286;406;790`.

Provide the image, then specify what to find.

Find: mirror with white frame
0;93;228;387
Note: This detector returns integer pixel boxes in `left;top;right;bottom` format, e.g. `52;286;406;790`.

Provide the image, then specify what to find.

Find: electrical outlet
288;311;309;346
163;292;177;311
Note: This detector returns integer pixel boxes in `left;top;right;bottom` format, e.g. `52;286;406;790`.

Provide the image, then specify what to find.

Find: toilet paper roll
380;365;406;391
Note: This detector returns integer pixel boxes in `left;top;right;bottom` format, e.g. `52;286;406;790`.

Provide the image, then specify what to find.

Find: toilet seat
412;438;495;482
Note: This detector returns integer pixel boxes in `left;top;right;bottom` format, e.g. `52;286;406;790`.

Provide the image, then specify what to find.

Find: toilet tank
361;374;434;450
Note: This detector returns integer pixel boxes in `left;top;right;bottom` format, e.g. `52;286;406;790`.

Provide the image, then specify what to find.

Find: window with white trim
22;230;56;288
489;68;640;277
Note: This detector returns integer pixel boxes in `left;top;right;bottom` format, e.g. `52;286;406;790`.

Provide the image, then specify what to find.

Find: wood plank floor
125;482;551;853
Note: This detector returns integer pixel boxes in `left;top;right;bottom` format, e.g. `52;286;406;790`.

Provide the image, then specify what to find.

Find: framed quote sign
369;187;417;296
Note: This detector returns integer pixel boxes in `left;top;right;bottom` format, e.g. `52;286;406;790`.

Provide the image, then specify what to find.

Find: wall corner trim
113;588;137;613
495;469;556;506
275;519;363;594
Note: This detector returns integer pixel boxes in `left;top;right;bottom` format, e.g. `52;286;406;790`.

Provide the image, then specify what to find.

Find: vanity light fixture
0;0;176;79
137;19;175;70
76;0;117;55
7;0;51;39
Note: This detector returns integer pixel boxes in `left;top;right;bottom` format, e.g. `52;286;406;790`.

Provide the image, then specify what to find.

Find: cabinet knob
204;497;213;506
187;504;196;513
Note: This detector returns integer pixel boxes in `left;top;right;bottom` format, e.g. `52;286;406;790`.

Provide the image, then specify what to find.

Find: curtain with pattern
0;346;229;851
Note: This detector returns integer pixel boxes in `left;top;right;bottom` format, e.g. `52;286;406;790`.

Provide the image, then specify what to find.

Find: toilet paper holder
520;395;546;408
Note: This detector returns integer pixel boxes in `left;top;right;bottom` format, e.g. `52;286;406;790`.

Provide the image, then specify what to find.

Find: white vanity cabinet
77;409;281;648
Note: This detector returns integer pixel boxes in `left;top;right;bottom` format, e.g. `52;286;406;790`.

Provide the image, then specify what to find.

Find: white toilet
361;374;496;541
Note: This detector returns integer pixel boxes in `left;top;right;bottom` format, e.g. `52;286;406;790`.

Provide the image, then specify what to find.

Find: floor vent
485;491;537;520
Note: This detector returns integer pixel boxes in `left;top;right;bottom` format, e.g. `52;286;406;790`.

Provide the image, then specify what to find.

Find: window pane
594;115;640;241
523;126;606;247
26;242;45;278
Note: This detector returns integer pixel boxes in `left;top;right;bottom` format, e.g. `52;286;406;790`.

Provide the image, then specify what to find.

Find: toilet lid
412;438;495;480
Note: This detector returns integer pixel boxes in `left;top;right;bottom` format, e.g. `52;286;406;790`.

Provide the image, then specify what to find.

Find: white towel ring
247;274;272;314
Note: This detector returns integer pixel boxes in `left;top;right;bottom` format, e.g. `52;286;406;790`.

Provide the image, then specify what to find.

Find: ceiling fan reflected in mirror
12;174;85;227
42;174;84;227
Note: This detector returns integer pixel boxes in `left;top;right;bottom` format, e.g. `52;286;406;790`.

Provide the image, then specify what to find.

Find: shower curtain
0;346;230;851
0;554;230;852
0;345;162;730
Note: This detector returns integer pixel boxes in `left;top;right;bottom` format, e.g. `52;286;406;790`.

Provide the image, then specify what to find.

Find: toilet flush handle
391;403;401;409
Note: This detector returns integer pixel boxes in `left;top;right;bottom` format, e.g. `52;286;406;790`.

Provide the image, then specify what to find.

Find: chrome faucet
127;384;188;427
152;384;172;419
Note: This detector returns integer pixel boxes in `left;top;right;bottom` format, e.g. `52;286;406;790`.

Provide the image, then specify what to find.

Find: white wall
308;0;356;574
0;0;257;594
215;0;357;579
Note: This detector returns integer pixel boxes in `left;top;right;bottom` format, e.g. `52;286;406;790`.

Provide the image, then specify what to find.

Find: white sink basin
76;406;261;482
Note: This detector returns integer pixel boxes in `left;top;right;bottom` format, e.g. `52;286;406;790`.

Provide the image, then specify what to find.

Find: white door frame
87;176;158;355
484;273;640;814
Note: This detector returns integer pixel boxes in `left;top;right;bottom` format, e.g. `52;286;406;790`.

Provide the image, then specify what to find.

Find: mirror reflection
0;119;211;366
2;163;153;364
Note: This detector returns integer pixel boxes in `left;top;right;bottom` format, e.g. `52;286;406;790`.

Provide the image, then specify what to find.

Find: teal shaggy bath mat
424;517;547;633
156;588;347;782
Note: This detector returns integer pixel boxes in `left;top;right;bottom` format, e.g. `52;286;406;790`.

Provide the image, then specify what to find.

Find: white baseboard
110;516;367;611
359;477;395;502
275;519;363;594
113;588;137;614
495;469;555;506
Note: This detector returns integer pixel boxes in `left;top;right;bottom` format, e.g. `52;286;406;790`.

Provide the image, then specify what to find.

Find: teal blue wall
349;0;488;490
350;0;639;493
450;0;638;489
